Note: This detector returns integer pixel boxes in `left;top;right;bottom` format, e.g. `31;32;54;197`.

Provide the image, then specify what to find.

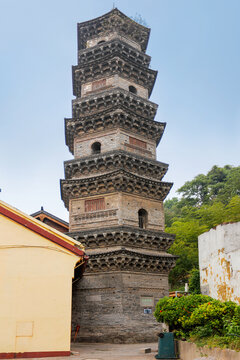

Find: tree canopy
165;165;240;288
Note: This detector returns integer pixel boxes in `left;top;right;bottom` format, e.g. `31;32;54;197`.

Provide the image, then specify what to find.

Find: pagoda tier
64;150;168;180
69;225;175;252
73;55;157;97
65;109;165;154
72;87;158;119
77;9;150;51
83;248;177;274
61;170;173;209
77;38;151;67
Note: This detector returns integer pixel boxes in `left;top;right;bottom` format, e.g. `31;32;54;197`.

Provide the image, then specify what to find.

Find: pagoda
61;9;176;343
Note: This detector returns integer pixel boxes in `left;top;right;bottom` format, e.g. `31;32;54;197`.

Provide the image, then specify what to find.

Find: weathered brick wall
72;272;169;343
121;193;165;231
85;31;141;50
69;193;164;232
74;129;156;160
81;75;148;99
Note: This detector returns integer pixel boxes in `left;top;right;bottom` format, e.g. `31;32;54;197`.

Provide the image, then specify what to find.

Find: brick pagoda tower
61;9;176;342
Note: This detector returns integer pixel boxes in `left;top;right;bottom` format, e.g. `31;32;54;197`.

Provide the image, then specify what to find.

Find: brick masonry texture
69;193;165;232
74;129;156;160
72;272;169;343
81;75;148;99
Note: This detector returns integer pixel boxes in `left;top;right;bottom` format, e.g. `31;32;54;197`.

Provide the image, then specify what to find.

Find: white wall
198;222;240;304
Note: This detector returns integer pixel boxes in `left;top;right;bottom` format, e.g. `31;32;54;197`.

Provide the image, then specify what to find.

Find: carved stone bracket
78;38;151;67
64;150;168;180
73;56;157;97
72;87;158;120
84;247;177;274
61;169;173;208
69;225;175;251
65;109;163;154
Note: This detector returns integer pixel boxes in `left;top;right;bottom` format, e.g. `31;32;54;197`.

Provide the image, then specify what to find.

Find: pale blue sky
0;0;239;221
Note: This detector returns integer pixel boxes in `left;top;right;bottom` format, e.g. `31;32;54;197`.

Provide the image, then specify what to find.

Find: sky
0;0;239;221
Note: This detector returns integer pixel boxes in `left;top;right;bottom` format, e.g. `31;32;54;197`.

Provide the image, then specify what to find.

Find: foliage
154;295;240;349
177;165;240;206
167;220;207;286
164;165;240;287
188;268;200;294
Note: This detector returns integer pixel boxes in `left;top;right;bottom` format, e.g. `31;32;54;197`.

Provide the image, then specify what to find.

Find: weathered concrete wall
178;340;240;360
72;272;169;343
198;222;240;304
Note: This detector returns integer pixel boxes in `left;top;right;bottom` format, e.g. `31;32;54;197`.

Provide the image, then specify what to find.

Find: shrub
154;294;240;342
154;294;212;338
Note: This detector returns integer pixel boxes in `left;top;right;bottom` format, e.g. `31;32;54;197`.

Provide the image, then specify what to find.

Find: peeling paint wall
198;222;240;304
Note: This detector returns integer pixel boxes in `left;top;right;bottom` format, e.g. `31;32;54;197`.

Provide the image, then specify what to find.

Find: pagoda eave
77;38;151;67
72;87;158;120
72;56;157;97
64;150;169;180
84;247;177;274
60;170;173;208
68;225;175;251
77;8;150;52
65;108;164;154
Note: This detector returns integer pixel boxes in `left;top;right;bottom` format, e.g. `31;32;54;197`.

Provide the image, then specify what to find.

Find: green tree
165;165;240;288
167;220;208;286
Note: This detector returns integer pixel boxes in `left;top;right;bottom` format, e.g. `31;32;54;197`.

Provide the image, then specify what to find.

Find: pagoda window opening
138;208;148;229
129;85;137;95
91;142;101;154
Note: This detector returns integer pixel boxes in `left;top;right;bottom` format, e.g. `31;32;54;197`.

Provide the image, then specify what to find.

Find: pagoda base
72;271;169;343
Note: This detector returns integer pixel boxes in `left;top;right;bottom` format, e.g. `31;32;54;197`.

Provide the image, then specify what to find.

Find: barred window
85;198;105;212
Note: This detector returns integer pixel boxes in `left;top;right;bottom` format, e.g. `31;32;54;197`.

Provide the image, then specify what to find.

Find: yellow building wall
0;213;80;354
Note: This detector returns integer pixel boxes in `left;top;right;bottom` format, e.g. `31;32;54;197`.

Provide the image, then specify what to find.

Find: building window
129;136;147;149
138;209;148;229
85;198;105;212
91;142;101;154
129;85;137;94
